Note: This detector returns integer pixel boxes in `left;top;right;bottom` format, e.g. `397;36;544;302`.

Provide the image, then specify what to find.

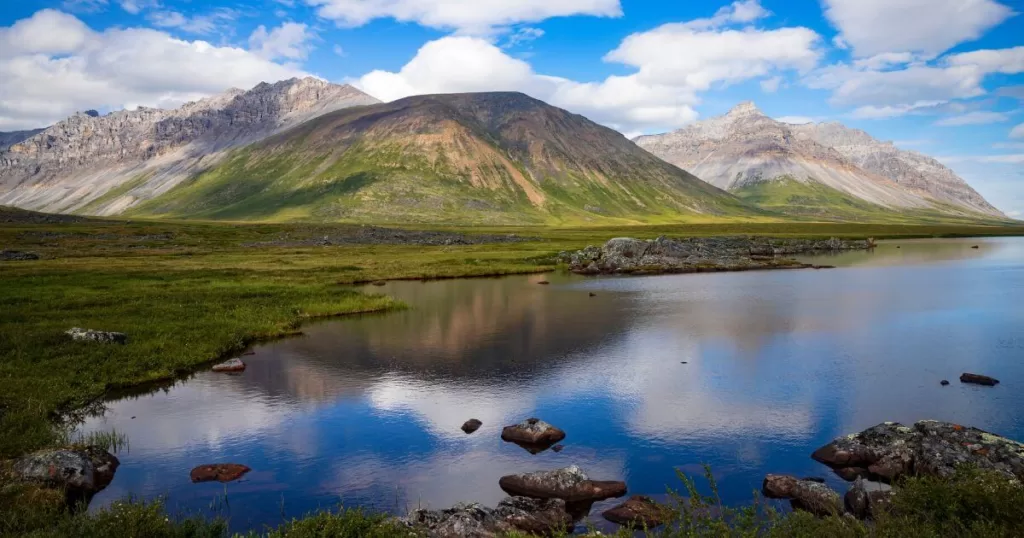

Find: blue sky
1;0;1022;216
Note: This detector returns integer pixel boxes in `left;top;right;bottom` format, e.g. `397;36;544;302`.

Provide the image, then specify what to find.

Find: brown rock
212;358;246;372
940;380;950;386
501;418;565;446
462;419;483;434
538;281;550;285
602;495;671;528
762;475;842;517
499;465;627;503
832;467;869;481
844;479;893;520
960;373;999;386
190;463;251;483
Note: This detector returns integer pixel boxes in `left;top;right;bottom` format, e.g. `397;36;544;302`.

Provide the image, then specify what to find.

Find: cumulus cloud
303;0;623;34
1013;123;1024;138
356;1;822;134
0;10;307;130
934;111;1010;126
147;9;238;35
249;22;316;60
998;86;1024;100
821;0;1015;57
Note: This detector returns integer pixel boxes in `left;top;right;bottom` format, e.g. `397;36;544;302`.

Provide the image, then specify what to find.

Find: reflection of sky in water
80;237;1024;532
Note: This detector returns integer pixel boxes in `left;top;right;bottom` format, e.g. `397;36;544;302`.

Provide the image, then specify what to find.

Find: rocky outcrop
844;479;893;520
0;78;380;216
602;495;672;528
565;236;871;276
13;446;119;496
960;373;999;386
462;419;483;434
66;328;128;344
401;497;572;537
812;421;1024;483
212;358;246;372
498;465;627;503
189;463;251;483
0;250;39;261
761;474;843;517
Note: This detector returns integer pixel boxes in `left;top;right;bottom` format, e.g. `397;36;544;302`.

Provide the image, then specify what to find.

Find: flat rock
189;463;251;483
501;418;565;447
13;446;119;494
462;419;483;434
762;474;842;517
499;465;627;503
602;495;671;528
1;250;39;261
401;497;571;537
960;373;999;386
212;358;246;372
66;327;127;344
844;479;893;520
813;420;1024;483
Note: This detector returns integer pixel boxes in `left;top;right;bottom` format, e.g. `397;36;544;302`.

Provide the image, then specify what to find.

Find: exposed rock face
0;129;44;150
602;495;671;528
960;373;999;386
501;418;566;446
762;474;843;517
13;446;119;495
498;465;627;503
212;358;246;372
0;78;380;215
812;421;1024;483
844;479;893;520
401;497;572;537
66;327;128;344
566;236;871;275
189;463;251;483
0;250;39;261
462;419;483;434
635;103;1003;219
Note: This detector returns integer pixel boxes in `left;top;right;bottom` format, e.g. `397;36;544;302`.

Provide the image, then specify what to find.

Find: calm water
80;237;1024;531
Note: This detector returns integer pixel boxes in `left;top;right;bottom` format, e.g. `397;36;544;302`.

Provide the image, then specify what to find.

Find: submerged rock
940;380;950;386
498;465;627;503
602;495;671;528
65;327;127;344
501;418;565;447
960;373;999;386
566;236;873;276
813;421;1024;482
462;419;483;434
13;446;119;495
1;250;39;261
401;496;572;537
844;479;893;520
762;474;842;517
189;463;251;483
212;358;246;372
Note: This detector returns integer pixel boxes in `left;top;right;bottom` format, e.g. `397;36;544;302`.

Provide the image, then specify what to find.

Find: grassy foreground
2;216;1023;535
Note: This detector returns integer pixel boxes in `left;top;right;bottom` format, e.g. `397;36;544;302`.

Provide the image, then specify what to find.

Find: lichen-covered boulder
811;422;917;481
498;465;627;503
501;418;565;446
400;497;571;537
212;358;246;372
13;446;119;494
762;474;842;517
844;479;893;520
602;495;671;528
66;327;127;344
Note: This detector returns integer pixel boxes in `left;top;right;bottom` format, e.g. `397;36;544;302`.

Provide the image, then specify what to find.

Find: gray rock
400;497;571;537
66;327;127;344
0;250;39;261
13;446;119;494
813;420;1024;483
844;479;893;520
498;465;627;503
212;358;246;372
762;474;842;517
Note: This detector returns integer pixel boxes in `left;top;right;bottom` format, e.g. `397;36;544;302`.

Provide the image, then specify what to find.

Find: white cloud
821;0;1015;57
998;86;1024;100
304;0;623;34
120;0;159;14
332;44;345;57
502;27;545;48
760;76;782;93
934;111;1010;126
1012;123;1024;138
848;101;947;119
852;52;919;70
147;9;237;35
249;22;316;60
685;0;771;30
62;0;109;13
939;153;1024;164
0;10;307;131
946;46;1024;74
994;142;1024;149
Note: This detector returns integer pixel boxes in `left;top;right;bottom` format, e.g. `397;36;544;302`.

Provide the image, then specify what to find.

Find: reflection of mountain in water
798;239;993;268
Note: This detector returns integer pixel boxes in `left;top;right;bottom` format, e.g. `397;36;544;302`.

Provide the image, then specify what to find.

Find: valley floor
2;216;1024;536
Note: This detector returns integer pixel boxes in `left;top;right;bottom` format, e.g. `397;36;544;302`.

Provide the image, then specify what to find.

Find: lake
79;237;1024;532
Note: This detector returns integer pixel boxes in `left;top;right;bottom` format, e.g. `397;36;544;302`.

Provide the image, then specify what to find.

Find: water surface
81;237;1024;531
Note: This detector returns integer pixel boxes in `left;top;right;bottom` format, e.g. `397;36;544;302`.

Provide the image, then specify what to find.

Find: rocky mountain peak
726;101;763;118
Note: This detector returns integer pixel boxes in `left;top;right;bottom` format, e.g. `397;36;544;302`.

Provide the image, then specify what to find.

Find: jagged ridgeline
127;92;759;224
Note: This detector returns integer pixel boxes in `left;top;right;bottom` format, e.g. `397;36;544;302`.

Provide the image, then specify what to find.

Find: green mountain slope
128;92;763;225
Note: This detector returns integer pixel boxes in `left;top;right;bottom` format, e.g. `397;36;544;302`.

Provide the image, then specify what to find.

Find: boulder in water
501;418;565;446
762;474;842;517
462;419;482;434
498;465;627;503
212;358;246;372
602;495;671;528
960;373;999;386
190;463;251;483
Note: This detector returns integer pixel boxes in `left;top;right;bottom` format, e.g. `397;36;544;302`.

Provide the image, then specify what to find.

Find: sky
0;0;1022;216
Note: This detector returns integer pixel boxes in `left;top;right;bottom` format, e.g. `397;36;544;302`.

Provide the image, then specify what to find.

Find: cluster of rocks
0;250;39;261
66;327;128;345
243;226;533;248
562;236;874;275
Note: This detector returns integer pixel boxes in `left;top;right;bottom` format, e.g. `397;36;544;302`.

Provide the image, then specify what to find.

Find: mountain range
0;78;1009;224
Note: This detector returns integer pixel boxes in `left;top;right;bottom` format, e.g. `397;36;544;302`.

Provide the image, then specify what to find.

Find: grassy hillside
733;177;1013;225
128;93;763;225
